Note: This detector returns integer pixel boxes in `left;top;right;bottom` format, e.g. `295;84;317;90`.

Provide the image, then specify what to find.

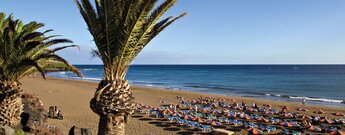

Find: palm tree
0;12;83;127
74;0;186;134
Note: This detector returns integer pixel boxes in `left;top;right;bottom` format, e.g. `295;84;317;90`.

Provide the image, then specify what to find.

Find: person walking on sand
302;97;306;107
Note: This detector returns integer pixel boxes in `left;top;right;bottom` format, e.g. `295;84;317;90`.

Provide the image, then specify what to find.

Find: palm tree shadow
148;121;162;125
225;127;242;132
177;131;194;135
163;127;181;131
148;121;172;128
131;115;144;118
138;118;153;121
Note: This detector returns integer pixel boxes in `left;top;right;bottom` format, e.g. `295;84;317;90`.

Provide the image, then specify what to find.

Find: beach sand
21;77;345;135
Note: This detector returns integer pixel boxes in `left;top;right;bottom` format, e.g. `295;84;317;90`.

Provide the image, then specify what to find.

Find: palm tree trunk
98;115;125;135
90;80;135;135
0;83;23;127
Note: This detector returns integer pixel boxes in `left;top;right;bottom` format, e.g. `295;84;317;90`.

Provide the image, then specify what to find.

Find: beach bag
48;106;63;119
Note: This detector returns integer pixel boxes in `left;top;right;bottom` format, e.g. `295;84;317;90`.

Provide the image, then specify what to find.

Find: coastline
49;65;345;108
21;77;345;134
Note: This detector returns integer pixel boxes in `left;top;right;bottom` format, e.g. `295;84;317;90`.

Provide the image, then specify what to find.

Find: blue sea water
48;65;345;107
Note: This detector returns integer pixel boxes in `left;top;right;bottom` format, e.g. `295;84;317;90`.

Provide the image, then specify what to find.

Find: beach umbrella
332;112;345;117
236;106;243;111
241;114;251;120
247;108;257;112
190;100;196;104
247;128;264;135
160;100;167;104
313;110;324;114
183;115;193;120
245;123;258;128
301;115;313;120
257;117;270;123
177;104;184;108
212;110;221;115
262;111;274;115
211;103;218;108
281;106;290;110
219;98;226;101
207;121;222;126
193;117;204;123
297;107;308;111
270;118;280;123
180;109;189;114
202;108;209;113
229;113;236;119
173;113;182;118
161;109;170;115
255;115;262;120
309;125;322;132
136;103;143;107
144;105;151;109
280;113;294;118
200;101;208;104
189;106;194;111
320;118;334;124
263;104;272;109
177;97;185;101
280;122;293;127
339;119;345;124
168;104;175;109
331;130;345;135
224;112;236;119
222;104;231;108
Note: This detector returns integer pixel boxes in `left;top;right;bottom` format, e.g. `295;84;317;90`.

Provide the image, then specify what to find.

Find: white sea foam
145;84;154;87
263;93;343;104
70;77;102;81
83;77;102;81
289;96;343;103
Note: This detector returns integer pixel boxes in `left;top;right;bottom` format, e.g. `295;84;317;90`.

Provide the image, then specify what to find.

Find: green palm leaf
0;12;83;83
75;0;186;81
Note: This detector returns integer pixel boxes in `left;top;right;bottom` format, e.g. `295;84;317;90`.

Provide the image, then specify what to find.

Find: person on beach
242;101;246;107
252;102;258;108
302;97;306;106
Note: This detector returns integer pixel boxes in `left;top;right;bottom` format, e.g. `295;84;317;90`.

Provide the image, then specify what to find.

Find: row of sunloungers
136;96;345;135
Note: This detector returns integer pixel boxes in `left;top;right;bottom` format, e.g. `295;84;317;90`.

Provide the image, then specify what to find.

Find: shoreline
45;75;345;108
43;76;345;108
21;77;345;134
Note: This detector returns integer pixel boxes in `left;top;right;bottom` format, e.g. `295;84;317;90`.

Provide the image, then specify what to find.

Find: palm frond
75;0;186;81
0;13;83;82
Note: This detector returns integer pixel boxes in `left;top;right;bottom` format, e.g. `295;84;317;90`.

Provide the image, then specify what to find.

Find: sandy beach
21;77;345;135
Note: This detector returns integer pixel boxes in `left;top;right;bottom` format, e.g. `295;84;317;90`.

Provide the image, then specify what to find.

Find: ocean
48;65;345;107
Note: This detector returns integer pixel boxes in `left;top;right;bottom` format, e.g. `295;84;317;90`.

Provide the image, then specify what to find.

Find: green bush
14;130;25;135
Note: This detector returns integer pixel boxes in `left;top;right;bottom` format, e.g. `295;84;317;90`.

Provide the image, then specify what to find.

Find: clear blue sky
1;0;345;64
